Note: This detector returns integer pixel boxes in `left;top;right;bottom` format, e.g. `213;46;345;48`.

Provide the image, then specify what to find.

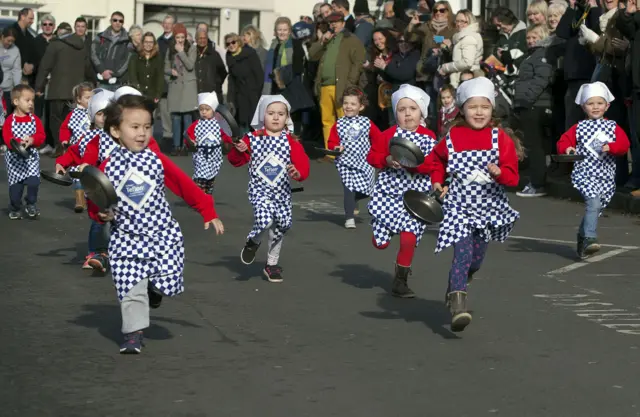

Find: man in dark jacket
12;8;36;87
35;33;92;156
157;14;175;141
194;30;227;103
353;0;374;49
33;14;56;154
331;0;357;33
90;11;131;91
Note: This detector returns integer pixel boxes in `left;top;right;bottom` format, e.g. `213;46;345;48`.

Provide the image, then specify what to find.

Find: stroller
480;61;515;123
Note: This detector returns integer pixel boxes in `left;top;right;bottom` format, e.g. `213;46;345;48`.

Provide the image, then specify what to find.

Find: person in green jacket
128;32;165;103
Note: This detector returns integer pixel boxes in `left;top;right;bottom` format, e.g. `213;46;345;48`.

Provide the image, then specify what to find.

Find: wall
36;0;135;32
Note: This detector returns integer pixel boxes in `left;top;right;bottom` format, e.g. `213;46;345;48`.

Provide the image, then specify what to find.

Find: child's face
110;108;152;153
94;111;105;129
264;102;288;132
441;91;454;108
583;96;609;120
463;96;493;129
526;32;541;49
13;90;34;114
396;98;422;131
78;90;93;109
199;104;214;120
342;95;364;117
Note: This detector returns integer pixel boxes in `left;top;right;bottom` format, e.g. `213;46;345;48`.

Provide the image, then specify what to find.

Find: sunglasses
42;22;54;27
226;40;237;46
112;18;123;23
434;8;447;13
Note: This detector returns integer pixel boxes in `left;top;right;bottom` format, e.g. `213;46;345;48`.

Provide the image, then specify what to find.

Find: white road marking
510;235;639;250
545;248;632;275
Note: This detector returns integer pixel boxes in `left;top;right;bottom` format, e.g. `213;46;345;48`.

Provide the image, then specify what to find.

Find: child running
185;92;231;194
3;85;46;219
227;95;310;283
556;82;630;259
424;77;522;332
87;94;224;354
59;82;93;147
367;84;437;299
327;86;381;229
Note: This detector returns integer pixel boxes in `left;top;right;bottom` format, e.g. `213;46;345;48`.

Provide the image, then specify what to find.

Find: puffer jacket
90;28;131;81
493;20;527;72
439;23;483;87
512;36;553;109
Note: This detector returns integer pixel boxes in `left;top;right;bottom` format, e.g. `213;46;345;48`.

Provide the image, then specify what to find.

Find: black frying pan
314;147;343;157
403;189;445;224
551;150;586;163
70;166;118;210
389;136;425;168
215;104;242;142
10;138;29;159
41;170;73;186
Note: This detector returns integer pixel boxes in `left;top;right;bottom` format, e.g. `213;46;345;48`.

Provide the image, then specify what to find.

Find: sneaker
87;252;109;272
24;205;40;219
147;282;163;309
516;183;547;198
353;208;360;215
8;210;22;220
263;264;284;282
82;252;96;270
240;239;261;265
0;144;7;155
119;331;144;354
345;218;356;229
583;237;601;258
39;144;54;155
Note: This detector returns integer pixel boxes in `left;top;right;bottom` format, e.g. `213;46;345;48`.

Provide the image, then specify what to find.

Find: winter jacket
590;10;628;72
493;20;527;72
226;47;264;127
513;37;554;109
164;44;199;113
128;49;165;101
439;23;483;87
556;5;603;81
381;48;420;92
0;45;21;91
91;28;131;81
405;21;456;82
195;44;227;103
617;9;640;92
355;16;375;49
35;34;92;100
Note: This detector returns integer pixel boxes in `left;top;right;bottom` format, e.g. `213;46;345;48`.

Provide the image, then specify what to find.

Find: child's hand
565;147;577;155
234;141;248;152
98;209;114;222
385;155;401;169
77;163;89;172
287;164;301;180
334;145;344;152
602;144;610;153
433;182;449;197
55;163;66;174
205;218;225;235
487;163;501;177
22;136;33;148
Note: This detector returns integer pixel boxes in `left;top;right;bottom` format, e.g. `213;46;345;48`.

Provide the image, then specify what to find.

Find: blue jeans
88;220;110;253
579;197;602;239
171;112;193;149
73;181;83;190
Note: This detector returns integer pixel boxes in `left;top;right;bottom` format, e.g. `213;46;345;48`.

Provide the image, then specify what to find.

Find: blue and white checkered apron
68;108;91;145
335;116;375;196
571;119;617;210
368;127;436;247
192;119;223;180
435;129;520;253
4;114;39;186
68;129;113;184
246;130;292;244
105;148;185;301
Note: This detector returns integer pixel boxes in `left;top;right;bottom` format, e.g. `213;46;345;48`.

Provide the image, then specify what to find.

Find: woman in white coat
437;9;483;88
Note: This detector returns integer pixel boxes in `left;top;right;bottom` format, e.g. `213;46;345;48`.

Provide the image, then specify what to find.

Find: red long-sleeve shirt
366;125;436;173
557;123;630;156
423;126;520;187
226;130;311;181
88;146;218;223
184;120;232;146
82;137;161;166
326;119;383;150
55;143;83;168
3;114;46;149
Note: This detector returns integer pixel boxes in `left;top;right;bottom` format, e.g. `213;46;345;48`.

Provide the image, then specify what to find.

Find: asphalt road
1;154;639;417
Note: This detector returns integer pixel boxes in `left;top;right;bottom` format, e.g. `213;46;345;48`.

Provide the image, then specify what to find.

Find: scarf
440;103;456;121
263;36;294;94
431;19;449;33
599;7;617;33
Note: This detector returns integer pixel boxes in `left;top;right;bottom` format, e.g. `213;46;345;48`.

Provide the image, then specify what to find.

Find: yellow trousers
320;85;344;150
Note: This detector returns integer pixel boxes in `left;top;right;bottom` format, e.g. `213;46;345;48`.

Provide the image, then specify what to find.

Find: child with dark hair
327;86;382;229
437;84;458;138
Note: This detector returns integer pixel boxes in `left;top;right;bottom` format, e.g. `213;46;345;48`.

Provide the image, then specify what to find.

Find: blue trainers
516;183;547;198
119;331;144;354
24;205;40;219
9;210;22;220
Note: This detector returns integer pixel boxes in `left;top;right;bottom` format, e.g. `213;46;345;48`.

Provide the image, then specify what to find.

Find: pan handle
69;171;82;179
291;187;304;193
430;189;445;203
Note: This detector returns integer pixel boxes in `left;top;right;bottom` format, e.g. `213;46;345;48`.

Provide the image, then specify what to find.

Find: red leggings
372;231;417;266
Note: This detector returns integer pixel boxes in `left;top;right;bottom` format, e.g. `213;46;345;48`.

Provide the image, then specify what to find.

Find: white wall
37;0;135;33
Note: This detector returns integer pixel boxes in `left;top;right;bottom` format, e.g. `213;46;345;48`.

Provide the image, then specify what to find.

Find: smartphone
434;35;445;43
419;13;430;22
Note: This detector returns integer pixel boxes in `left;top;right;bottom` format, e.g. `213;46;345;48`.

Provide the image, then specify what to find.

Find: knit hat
354;0;370;15
326;12;345;22
173;23;187;37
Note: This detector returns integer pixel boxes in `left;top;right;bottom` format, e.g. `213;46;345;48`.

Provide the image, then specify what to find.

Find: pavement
1;153;640;417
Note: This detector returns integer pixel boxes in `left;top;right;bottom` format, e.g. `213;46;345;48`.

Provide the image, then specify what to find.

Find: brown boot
391;264;415;298
447;291;472;332
74;189;86;213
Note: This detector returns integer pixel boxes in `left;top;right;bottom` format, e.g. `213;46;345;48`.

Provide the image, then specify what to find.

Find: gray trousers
158;98;172;139
121;278;150;334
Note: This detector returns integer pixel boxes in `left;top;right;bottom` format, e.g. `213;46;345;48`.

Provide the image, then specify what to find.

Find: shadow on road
297;210;345;227
330;264;459;340
35;243;86;265
203;254;265;282
69;304;202;345
506;238;577;261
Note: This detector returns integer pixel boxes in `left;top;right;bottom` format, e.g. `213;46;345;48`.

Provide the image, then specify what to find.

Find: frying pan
70;166;118;210
551;150;586;163
10;139;29;159
41;170;73;186
314;147;343;157
389;136;425;168
403;189;445;224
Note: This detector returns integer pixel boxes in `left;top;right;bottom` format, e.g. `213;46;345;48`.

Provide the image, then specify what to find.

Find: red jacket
326;119;382;150
557;122;630;156
3;114;46;149
366;124;436;174
82;137;161;166
184;119;232;146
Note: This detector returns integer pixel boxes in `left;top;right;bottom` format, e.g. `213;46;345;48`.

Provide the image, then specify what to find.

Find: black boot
577;235;600;259
468;268;479;285
448;291;472;332
576;234;586;259
391;264;415;298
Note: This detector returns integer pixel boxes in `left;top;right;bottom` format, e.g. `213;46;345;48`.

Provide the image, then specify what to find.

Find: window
144;5;221;44
0;8;20;18
239;11;260;32
84;17;101;41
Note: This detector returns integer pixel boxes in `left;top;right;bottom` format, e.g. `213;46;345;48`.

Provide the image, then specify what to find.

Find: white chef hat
197;92;220;111
456;77;496;107
113;86;142;101
250;95;294;131
575;81;615;105
88;90;115;121
391;84;430;119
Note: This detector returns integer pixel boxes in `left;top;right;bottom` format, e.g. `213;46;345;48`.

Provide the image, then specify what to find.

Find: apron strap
445;133;455;154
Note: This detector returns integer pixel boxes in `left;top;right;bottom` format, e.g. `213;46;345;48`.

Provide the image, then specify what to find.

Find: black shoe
240;239;261;265
148;282;163;309
391;264;415;298
448;291;472;332
263;264;284;283
577;235;600;259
